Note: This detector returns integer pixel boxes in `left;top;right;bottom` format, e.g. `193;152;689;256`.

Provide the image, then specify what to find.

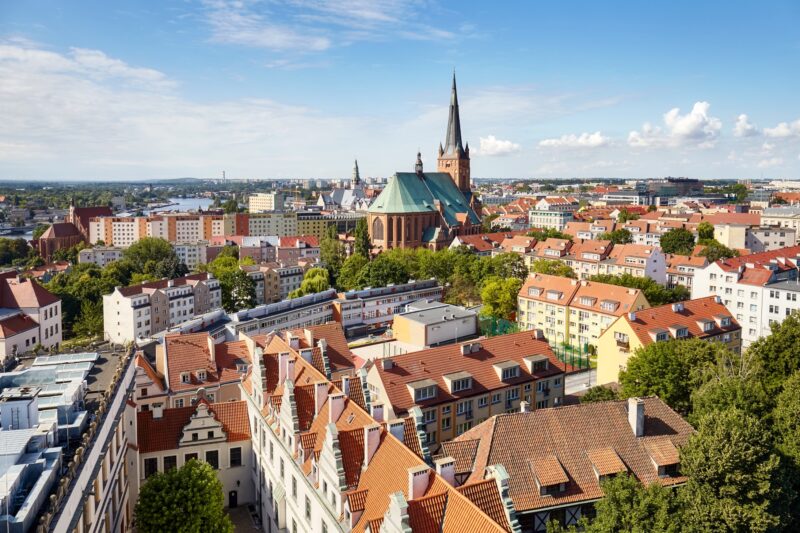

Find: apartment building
392;300;479;348
333;279;444;337
242;328;517;533
366;331;566;450
526;238;573;264
621;220;662;247
173;241;209;270
517;274;649;349
597;297;741;385
534;196;580;213
449;230;526;256
561;239;613;279
692;246;800;347
227;289;337;337
78;246;124;267
0;273;62;364
136;398;253;509
248;192;285;213
562;220;616;240
89;213;226;246
528;209;574;231
103;273;221;345
601;243;667;284
235;212;299;237
442;397;694;532
746;226;797;252
296;210;363;239
665;254;707;290
276;235;320;265
762;207;800;240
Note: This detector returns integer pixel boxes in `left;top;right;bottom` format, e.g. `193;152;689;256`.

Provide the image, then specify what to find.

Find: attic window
452;377;472;393
601;300;619;312
655;332;668;342
546;290;562;301
579;296;596;306
528;287;542;297
181;372;190;384
674;327;689;338
197;369;207;381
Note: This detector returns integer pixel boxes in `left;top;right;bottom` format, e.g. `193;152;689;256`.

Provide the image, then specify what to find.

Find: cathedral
367;74;482;250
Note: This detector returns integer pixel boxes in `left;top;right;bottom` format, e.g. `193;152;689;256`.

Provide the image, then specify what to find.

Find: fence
551;343;591;370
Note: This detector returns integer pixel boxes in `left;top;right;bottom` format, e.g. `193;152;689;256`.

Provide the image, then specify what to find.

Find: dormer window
601;300;619;312
531;455;569;497
494;361;521;381
546;290;562;301
579;296;596;306
545;249;559;257
409;379;438;402
721;317;731;327
528;287;542;297
181;372;190;384
675;327;688;338
197;369;207;381
644;439;680;478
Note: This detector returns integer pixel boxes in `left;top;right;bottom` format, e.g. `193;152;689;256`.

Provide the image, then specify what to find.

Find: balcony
616;339;630;352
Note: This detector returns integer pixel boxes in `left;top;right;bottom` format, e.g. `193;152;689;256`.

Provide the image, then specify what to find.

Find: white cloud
733;114;758;137
764;119;800;138
476;135;520;156
629;101;721;148
762;142;775;153
539;131;609;148
758;157;784;168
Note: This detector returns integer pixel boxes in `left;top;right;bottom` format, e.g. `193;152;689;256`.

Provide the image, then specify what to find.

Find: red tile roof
373;331;566;414
448;397;694;513
456;479;511;532
0;276;60;308
118;272;213;297
39;222;81;239
278;235;320;247
0;314;38;338
623;296;740;346
136;400;251;453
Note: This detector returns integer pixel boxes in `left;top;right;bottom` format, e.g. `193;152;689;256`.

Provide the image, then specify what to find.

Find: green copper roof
368;172;480;226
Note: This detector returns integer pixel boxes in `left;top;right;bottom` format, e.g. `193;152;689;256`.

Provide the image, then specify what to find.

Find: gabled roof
621;296;740;346
0;313;38;338
372;331;565;414
39;223;81;239
163;332;243;392
136;400;251;453
0;276;60;308
135;352;164;388
519;273;580;306
118;272;213;297
448;397;694;513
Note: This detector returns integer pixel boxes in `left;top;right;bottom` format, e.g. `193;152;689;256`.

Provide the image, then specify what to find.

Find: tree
484;253;528;281
580;385;619;403
619;338;727;414
72;300;104;338
0;238;32;266
337;253;369;291
123;237;186;279
218;269;256;312
134;459;233;533
772;371;800;468
616;208;640;223
320;224;346;284
356;254;410;289
697;221;715;241
289;267;330;298
725;183;748;203
526;228;572;241
32;223;50;240
530;259;576;279
588;273;688;306
697;240;739;263
747;311;800;394
598;228;633;244
354;218;372;258
680;409;785;532
659;228;695;255
222;197;240;213
216;245;239;260
479;277;523;320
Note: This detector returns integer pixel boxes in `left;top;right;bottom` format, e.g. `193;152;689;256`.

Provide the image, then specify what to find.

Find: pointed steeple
352;159;361;188
443;71;465;158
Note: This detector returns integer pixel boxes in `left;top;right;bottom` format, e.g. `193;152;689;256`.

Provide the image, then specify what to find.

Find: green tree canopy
580;385;619;403
659;228;695;255
288;267;330;298
354;217;372;258
320;224;346;285
588;273;688;306
356;253;410;289
747;311;800;395
530;258;576;279
598;228;633;244
134;460;233;533
123;237;187;279
32;223;50;240
696;221;715;241
697;240;739;263
619;338;728;414
337;253;369;291
773;371;800;468
480;277;523;320
616;208;640;223
680;408;785;532
526;228;573;241
218;269;256;312
0;238;33;267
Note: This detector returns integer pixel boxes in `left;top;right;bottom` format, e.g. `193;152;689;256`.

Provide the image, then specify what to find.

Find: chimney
408;466;430;500
341;375;351;396
388;418;405;441
287;333;300;350
363;423;381;466
317;338;327;356
628;311;637;321
167;279;174;288
459;343;470;355
628;397;645;437
381;358;394;370
519;401;530;413
714;295;722;304
300;378;321;414
329;393;345;424
278;352;290;385
153;403;164;419
371;402;385;422
533;329;545;340
434;456;456;487
303;328;314;346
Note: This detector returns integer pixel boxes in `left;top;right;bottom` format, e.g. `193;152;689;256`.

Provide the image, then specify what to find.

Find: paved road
565;369;596;395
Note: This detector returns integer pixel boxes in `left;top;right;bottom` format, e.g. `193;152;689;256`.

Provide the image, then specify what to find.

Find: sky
1;0;799;181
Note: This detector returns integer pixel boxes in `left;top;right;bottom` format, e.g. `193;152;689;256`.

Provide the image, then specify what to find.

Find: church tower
351;159;361;189
437;73;471;193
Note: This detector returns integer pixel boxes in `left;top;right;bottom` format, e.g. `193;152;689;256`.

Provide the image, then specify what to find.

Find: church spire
352;159;361;188
443;71;465;157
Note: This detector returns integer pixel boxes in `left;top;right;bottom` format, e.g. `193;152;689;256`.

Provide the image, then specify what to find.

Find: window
441;417;451;430
656;332;668;342
163;455;177;471
206;450;219;470
280;458;285;480
144;458;158;478
185;452;198;463
478;396;488;408
305;496;311;520
208;430;214;439
456;421;473;435
174;398;184;408
425;431;437;444
501;366;519;380
536;400;548;409
292;476;298;499
506;388;520;401
270;441;274;461
441;405;451;415
414;385;437;402
457;400;473;415
491;393;501;404
423;409;436;424
230;447;242;467
451;377;472;392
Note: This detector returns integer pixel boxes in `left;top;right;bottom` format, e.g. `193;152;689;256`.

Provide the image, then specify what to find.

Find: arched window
372;218;384;241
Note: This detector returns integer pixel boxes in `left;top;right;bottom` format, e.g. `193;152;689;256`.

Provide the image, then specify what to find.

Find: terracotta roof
136;400;251;453
373;331;565;414
643;439;680;467
408;492;448;533
289;323;357;376
456;479;511;532
39;222;81;239
606;243;659;264
569;280;644;316
586;447;627;476
665;254;707;273
566;239;612;262
135;352;164;389
519;273;580;307
438;439;480;474
702;212;760;226
623;296;740;346
347;489;369;512
716;245;800;276
0;276;60;308
278;235;320;248
533;238;572;258
117;272;213;297
454;231;526;253
449;397;695;513
530;455;569;486
164;332;243;392
0;314;38;338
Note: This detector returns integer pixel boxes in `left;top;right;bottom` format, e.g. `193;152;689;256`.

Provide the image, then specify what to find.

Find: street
565;369;596;395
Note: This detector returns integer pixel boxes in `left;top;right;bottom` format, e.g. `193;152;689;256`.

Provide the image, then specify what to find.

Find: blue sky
1;0;799;181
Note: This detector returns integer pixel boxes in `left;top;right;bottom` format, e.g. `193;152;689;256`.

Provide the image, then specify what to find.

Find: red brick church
368;75;482;250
